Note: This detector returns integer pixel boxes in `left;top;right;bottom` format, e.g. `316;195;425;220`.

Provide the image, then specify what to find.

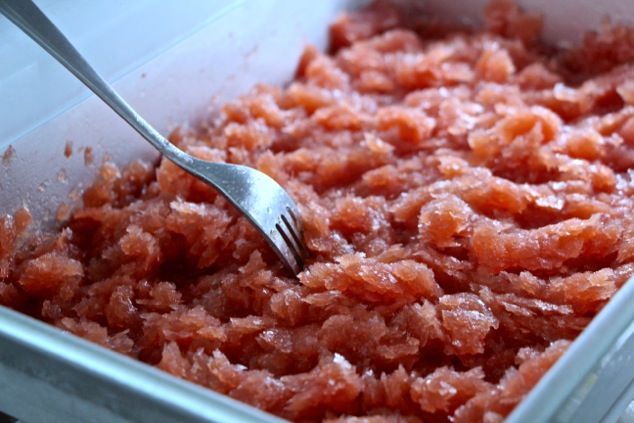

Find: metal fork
0;0;307;275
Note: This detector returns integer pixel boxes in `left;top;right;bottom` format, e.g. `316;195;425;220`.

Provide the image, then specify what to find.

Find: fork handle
0;0;192;167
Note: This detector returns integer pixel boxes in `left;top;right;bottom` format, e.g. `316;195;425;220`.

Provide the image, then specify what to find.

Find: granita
3;1;634;421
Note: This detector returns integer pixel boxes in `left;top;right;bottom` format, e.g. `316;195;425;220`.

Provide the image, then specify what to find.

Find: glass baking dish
2;0;634;422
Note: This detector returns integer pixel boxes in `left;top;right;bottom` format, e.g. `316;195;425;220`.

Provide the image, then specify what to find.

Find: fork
0;0;307;275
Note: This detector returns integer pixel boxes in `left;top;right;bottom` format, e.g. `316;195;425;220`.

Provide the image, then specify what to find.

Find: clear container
2;1;634;422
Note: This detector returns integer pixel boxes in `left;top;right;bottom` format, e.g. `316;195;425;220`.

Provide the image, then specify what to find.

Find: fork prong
279;217;304;263
275;225;303;275
284;207;309;258
276;212;306;274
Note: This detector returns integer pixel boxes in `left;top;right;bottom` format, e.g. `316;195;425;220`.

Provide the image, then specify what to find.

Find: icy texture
3;0;634;421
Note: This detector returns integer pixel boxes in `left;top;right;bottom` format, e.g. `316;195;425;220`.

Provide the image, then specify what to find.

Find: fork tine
278;219;303;264
276;214;305;272
275;224;303;274
284;207;309;258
